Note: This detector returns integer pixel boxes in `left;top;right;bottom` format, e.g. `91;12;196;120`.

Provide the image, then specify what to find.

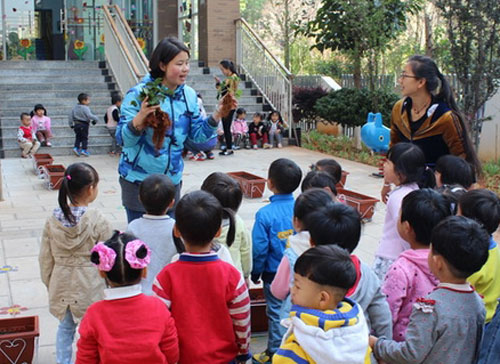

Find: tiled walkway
0;146;384;363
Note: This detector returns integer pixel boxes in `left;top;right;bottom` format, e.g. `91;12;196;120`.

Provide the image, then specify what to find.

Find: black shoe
219;150;234;156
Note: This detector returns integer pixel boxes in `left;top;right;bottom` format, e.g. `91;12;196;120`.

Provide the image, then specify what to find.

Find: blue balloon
361;112;390;153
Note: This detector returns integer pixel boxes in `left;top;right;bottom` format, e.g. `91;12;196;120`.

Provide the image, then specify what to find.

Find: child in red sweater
76;231;179;364
153;190;251;364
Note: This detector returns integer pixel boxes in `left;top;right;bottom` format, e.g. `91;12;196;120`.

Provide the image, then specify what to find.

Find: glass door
178;0;198;59
0;0;37;60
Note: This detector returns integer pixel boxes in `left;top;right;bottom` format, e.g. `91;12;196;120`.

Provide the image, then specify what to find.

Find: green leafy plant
130;78;174;150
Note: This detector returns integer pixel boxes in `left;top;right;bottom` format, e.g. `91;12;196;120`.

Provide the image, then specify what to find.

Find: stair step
0;83;114;91
2;144;114;158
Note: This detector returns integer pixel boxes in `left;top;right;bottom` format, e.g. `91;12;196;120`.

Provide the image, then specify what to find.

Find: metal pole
153;0;158;46
1;0;7;60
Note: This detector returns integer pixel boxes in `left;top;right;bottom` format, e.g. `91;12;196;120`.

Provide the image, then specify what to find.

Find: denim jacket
117;75;217;185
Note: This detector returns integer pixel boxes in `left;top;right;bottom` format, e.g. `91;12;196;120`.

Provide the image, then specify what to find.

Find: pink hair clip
90;242;116;272
125;239;151;269
66;175;72;180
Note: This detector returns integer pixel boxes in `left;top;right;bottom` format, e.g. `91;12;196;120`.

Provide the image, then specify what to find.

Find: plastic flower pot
42;164;66;190
32;154;53;177
249;288;268;333
0;316;39;364
227;172;267;199
337;188;379;222
335;170;350;189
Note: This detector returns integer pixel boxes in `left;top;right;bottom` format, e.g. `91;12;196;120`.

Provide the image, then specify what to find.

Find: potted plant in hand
130;78;174;150
216;74;241;118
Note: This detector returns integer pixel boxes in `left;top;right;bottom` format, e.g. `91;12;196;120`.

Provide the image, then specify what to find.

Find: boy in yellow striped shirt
273;245;370;364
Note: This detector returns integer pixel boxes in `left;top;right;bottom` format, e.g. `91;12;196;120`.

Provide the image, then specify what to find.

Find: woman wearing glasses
381;55;480;203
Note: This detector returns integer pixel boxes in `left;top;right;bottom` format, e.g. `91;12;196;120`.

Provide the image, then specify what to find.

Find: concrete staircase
0;61;117;158
0;60;267;158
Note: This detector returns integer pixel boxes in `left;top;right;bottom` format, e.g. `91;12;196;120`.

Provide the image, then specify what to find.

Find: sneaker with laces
219;149;234;156
252;144;258;150
205;151;215;160
80;149;90;157
252;349;273;363
186;151;195;160
72;147;80;156
263;143;271;149
46;141;52;147
194;152;206;161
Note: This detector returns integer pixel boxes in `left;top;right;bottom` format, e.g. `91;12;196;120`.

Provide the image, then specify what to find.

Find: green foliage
240;0;267;25
130;78;173;107
314;88;399;127
216;75;242;99
292;86;328;121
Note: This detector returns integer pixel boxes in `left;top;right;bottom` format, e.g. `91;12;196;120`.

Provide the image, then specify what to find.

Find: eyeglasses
399;72;419;79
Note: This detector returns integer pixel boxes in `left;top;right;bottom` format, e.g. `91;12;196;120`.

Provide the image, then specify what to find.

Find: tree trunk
424;11;433;57
353;48;362;89
284;0;290;70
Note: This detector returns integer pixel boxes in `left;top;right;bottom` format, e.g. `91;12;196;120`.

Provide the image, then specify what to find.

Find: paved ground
0;146;385;363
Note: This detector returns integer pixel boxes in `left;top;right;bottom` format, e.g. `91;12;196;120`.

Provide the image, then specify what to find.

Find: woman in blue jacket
117;37;234;222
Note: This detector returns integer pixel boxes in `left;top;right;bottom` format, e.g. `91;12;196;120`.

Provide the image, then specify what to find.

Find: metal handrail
235;18;296;143
102;5;148;93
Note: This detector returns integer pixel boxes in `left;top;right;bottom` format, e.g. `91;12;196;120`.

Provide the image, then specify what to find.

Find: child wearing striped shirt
153;190;251;364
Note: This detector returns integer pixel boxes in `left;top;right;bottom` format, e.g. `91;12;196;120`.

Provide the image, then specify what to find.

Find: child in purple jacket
382;189;451;341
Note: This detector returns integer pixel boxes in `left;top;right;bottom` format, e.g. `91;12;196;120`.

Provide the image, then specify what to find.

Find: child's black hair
91;231;147;286
301;170;337;195
401;188;452;245
175;190;235;247
295;245;356;297
201;172;242;212
313;158;342;185
150;37;190;79
78;93;89;103
386;142;434;188
111;94;122;105
267;110;284;124
219;59;237;75
268;158;302;194
436;184;467;215
139;174;176;216
459;189;500;235
435;155;475;189
58;162;99;225
431;216;489;278
235;108;246;117
31;104;47;117
20;112;30;120
305;202;361;253
253;112;263;121
294;188;334;230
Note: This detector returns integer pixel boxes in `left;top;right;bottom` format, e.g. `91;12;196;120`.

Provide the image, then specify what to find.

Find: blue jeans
263;282;285;354
269;131;283;147
56;308;77;364
478;299;500;363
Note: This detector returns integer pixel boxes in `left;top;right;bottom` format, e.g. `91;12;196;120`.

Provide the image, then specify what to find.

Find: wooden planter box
0;316;39;364
32;154;53;177
249;288;268;333
335;170;350;189
42;164;66;190
337;188;379;221
227;172;267;199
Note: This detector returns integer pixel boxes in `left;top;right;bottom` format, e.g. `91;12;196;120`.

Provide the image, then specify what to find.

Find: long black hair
219;59;237;75
58;163;99;225
408;55;481;176
387;142;434;188
149;37;190;79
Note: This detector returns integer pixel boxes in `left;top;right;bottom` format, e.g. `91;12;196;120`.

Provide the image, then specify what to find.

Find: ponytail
219;59;238;76
222;207;236;248
418;167;436;189
58;173;76;225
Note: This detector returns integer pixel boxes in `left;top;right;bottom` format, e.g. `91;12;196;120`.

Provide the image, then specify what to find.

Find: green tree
301;0;420;88
434;0;500;148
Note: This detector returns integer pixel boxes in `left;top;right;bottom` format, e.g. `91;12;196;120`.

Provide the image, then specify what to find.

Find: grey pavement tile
0;295;10;307
38;345;57;364
6;256;41;281
10;279;48;308
3;237;40;258
23;307;59;347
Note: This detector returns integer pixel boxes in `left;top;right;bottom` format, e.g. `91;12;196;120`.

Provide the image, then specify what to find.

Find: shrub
292;86;329;122
314;88;399;128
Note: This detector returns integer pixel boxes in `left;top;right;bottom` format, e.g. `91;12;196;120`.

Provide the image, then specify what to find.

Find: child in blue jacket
251;158;302;363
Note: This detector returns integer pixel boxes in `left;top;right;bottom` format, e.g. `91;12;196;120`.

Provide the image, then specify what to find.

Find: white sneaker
252;144;258;150
278;143;283;148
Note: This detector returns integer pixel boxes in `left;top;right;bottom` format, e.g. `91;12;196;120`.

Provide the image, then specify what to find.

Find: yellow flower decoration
137;37;146;50
100;33;105;43
20;39;31;48
74;40;85;50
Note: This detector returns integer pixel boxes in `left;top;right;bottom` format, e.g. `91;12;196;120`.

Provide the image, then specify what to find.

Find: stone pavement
0;146;384;363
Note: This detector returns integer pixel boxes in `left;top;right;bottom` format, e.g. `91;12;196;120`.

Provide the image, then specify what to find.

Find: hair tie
125;239;151;269
66;175;71;180
91;242;117;272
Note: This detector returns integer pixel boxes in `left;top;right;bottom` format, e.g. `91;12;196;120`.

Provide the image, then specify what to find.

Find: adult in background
117;37;235;223
381;55;480;203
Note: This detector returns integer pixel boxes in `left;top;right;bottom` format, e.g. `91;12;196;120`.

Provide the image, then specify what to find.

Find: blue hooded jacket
117;75;217;185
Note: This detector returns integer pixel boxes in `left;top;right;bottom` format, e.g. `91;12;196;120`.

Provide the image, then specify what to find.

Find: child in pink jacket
382;189;451;341
31;104;53;146
231;107;249;149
